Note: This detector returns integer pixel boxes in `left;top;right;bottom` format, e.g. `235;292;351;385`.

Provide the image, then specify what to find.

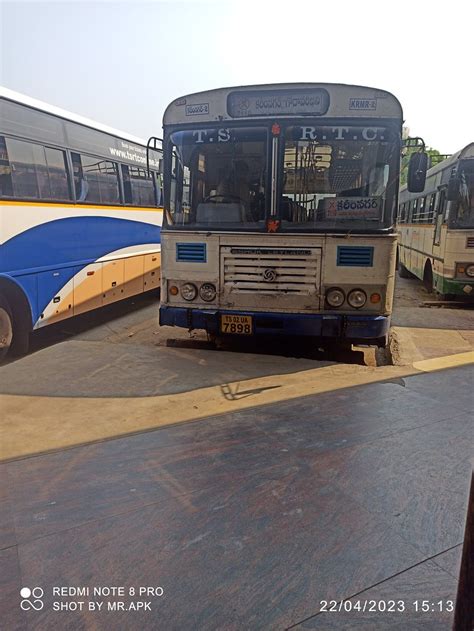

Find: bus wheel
0;297;14;361
398;263;412;278
423;261;434;293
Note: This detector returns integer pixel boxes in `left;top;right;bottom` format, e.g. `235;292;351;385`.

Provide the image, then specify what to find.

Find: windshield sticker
322;197;382;219
185;103;209;116
349;98;377;111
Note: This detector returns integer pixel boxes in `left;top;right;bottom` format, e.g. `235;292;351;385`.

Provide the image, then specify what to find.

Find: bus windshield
280;125;398;231
165;123;399;231
167;126;267;230
449;161;474;228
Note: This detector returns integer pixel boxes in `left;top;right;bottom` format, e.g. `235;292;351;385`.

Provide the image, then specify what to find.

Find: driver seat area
196;202;246;223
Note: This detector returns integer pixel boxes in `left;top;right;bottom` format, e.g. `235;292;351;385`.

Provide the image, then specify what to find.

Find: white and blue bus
0;88;163;358
158;83;425;347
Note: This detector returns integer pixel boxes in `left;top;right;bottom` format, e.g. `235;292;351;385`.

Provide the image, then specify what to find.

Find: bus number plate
220;314;252;335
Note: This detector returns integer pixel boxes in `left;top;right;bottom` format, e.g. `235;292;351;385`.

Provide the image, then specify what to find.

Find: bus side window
418;196;427;222
154;172;163;207
428;193;436;222
72;152;120;205
4;137;69;201
0;136;13;197
438;189;447;218
411;198;418;222
399;202;406;223
71;152;88;202
125;165;155;207
121;164;133;204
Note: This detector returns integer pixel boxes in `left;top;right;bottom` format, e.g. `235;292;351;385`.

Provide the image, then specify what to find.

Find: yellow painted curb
413;350;474;372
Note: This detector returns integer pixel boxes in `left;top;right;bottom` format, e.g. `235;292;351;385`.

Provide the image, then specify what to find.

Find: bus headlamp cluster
180;283;198;301
172;282;217;302
199;283;217;302
326;288;373;309
456;263;474;279
347;289;367;308
465;264;474;278
326;288;345;308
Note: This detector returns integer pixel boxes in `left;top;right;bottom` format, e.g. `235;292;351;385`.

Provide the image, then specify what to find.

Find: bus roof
0;86;154;149
163;82;403;126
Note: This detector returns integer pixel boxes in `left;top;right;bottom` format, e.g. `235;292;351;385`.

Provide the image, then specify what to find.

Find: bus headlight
326;288;345;308
465;264;474;278
347;289;367;309
180;283;198;301
199;283;216;302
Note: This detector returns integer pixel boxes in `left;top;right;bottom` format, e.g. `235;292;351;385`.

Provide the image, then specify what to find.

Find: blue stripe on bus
0;216;161;323
159;306;390;340
1;216;161;273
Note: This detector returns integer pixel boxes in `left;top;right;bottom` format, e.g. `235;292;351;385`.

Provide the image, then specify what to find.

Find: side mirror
407;152;428;193
446;170;460;201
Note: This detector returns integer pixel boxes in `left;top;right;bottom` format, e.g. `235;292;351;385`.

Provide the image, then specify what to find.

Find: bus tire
0;296;14;361
423;261;434;293
0;282;31;358
398;263;412;278
9;316;30;357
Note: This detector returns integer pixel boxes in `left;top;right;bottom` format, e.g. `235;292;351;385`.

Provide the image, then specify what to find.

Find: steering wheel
203;194;244;204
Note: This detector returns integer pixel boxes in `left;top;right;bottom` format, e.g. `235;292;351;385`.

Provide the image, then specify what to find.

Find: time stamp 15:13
319;600;454;613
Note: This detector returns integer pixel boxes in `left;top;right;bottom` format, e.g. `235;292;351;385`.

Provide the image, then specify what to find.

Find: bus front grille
222;246;320;295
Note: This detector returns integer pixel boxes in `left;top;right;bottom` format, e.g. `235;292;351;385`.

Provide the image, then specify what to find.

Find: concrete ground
1;362;473;629
1;275;473;460
0;273;473;629
390;276;474;364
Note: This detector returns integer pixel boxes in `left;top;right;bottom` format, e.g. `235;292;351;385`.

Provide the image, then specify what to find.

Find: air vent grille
176;242;207;262
337;246;374;267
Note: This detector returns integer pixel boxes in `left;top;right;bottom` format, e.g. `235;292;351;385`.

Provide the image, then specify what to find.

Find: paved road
1;363;472;629
1;274;473;629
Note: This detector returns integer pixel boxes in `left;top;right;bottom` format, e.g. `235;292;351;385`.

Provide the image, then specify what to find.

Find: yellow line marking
0;200;163;213
413;350;474;372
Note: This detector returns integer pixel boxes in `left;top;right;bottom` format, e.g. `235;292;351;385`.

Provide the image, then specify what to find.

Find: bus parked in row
0;88;163;358
157;83;425;347
398;144;474;298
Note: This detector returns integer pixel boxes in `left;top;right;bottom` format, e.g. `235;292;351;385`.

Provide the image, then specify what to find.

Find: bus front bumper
159;306;390;343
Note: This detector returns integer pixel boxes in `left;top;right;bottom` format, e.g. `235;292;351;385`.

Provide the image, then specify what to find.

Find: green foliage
400;146;443;186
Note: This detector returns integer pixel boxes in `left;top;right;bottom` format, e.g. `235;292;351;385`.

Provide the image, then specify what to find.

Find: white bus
157;83;425;347
0;87;163;358
398;143;474;298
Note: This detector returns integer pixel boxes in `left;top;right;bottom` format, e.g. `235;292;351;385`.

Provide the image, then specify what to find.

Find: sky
0;0;473;155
